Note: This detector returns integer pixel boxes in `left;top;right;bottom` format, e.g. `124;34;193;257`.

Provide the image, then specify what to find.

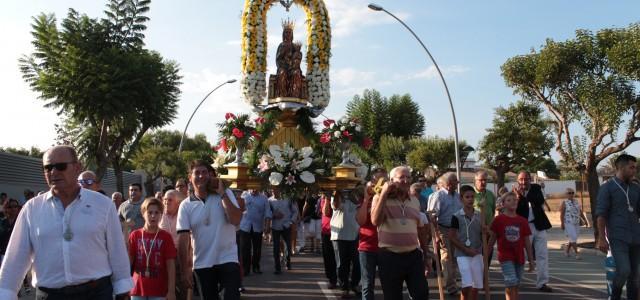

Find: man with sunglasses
77;170;101;192
0;145;132;300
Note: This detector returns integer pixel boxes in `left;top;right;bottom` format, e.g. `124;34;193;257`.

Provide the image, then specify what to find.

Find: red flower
215;138;229;152
255;117;265;125
251;130;261;139
342;130;352;140
323;119;335;128
225;112;236;120
320;132;331;144
232;128;244;138
362;137;373;149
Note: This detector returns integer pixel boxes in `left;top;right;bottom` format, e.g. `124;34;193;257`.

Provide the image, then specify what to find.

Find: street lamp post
368;3;462;182
178;79;237;153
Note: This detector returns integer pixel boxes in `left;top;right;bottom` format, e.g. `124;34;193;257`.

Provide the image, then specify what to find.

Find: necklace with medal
63;196;80;241
141;229;160;277
399;199;408;225
463;210;475;247
612;178;635;213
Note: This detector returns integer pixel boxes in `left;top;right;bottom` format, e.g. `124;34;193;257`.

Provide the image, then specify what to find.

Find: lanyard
611;178;634;213
462;211;475;246
141;230;160;275
62;195;81;241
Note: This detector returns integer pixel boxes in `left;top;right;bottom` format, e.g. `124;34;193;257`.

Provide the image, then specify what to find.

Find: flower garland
240;0;331;110
257;143;324;198
214;113;265;152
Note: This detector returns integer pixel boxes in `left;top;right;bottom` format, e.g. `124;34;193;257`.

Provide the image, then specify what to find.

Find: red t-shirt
358;202;378;252
490;214;531;265
129;228;177;297
320;198;332;235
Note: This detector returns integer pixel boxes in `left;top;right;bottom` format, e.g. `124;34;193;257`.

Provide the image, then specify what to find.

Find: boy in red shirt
488;192;534;300
129;198;177;300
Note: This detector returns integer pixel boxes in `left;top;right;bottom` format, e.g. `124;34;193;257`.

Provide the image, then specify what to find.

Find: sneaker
539;284;553;292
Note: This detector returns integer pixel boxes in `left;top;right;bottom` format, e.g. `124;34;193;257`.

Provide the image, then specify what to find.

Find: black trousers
194;262;241;300
322;233;337;284
333;239;360;290
35;276;112;300
240;228;263;274
378;249;429;300
272;227;292;271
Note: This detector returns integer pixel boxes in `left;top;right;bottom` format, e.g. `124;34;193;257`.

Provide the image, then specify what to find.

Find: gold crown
282;18;295;31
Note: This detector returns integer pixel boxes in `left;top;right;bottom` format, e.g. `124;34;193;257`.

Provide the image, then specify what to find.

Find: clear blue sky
1;0;639;162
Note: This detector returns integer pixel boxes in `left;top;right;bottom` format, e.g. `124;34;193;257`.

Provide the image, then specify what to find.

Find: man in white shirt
177;160;242;300
0;145;132;300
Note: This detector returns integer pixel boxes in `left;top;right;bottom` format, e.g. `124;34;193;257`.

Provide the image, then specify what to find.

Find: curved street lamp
368;3;462;182
178;79;237;153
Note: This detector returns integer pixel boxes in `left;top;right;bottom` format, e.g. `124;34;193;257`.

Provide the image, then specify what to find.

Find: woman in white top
560;188;587;259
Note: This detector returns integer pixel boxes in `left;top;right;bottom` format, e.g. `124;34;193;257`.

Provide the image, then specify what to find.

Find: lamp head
368;3;383;11
226;79;237;84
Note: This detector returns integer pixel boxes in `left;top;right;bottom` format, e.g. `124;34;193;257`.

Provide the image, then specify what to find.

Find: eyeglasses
567;192;575;195
43;162;75;172
78;179;95;186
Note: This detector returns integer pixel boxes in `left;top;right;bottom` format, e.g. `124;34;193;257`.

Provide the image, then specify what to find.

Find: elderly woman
560;188;587;259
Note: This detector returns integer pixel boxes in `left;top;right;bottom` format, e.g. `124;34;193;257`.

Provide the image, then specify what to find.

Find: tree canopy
19;0;181;192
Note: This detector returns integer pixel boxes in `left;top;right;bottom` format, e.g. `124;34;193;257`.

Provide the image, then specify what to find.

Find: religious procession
1;1;640;300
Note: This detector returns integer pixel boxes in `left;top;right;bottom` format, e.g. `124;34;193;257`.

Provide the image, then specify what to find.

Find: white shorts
456;254;484;289
304;219;322;239
564;223;579;243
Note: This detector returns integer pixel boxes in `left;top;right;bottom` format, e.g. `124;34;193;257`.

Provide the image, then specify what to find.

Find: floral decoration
319;116;372;149
214;112;268;153
241;0;331;110
256;143;324;198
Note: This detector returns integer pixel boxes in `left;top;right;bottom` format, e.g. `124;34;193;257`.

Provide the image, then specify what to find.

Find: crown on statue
282;18;295;31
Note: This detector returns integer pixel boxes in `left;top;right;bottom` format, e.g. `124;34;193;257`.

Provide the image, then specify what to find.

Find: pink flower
285;173;296;185
323;119;335;128
342;130;352;140
320;132;331;144
251;130;261;139
255;117;265;125
225;112;236;120
214;138;229;152
232;128;244;138
362;137;373;149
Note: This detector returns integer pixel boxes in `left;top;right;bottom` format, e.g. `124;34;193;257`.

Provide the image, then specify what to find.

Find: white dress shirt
0;188;133;300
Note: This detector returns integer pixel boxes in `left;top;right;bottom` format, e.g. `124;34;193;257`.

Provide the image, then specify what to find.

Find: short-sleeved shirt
596;178;640;244
119;199;145;230
331;199;360;241
428;189;462;227
473;189;496;225
159;213;178;248
490;214;531;264
176;190;239;269
129;229;177;297
358;201;378;252
268;197;296;231
378;196;426;253
450;209;483;258
239;193;272;233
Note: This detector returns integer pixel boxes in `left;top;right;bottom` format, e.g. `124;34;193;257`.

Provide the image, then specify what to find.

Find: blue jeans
500;261;524;287
359;251;377;300
609;239;640;300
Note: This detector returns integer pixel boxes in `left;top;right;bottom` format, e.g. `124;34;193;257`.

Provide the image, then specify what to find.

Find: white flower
298;157;312;169
269;172;283;186
334;131;341;138
274;156;287;167
244;120;255;128
355;125;361;132
269;145;282;157
330;123;336;129
340;126;346;131
300;146;313;158
283;144;296;158
300;171;316;184
340;117;349;124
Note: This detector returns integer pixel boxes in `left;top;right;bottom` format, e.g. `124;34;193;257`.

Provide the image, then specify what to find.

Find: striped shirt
378;196;425;253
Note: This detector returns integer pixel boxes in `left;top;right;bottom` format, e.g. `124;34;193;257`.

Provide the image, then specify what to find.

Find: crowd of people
0;145;638;300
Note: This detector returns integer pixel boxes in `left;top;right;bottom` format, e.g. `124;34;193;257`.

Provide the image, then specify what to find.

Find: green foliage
387;94;425;138
20;0;181;188
378;135;408;171
477;100;554;184
0;147;44;159
406;136;469;177
132;130;212;186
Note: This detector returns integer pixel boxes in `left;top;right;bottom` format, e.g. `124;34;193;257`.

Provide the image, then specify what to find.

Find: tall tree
377;135;408;171
406;136;469;178
19;0;181;193
477;100;554;188
387;94;425;138
132;130;212;194
501;24;640;237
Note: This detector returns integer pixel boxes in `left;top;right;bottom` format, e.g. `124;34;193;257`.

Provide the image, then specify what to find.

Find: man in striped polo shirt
371;166;432;300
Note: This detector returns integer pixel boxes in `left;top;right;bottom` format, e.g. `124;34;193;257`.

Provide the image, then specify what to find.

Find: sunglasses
43;162;75;172
78;179;96;186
